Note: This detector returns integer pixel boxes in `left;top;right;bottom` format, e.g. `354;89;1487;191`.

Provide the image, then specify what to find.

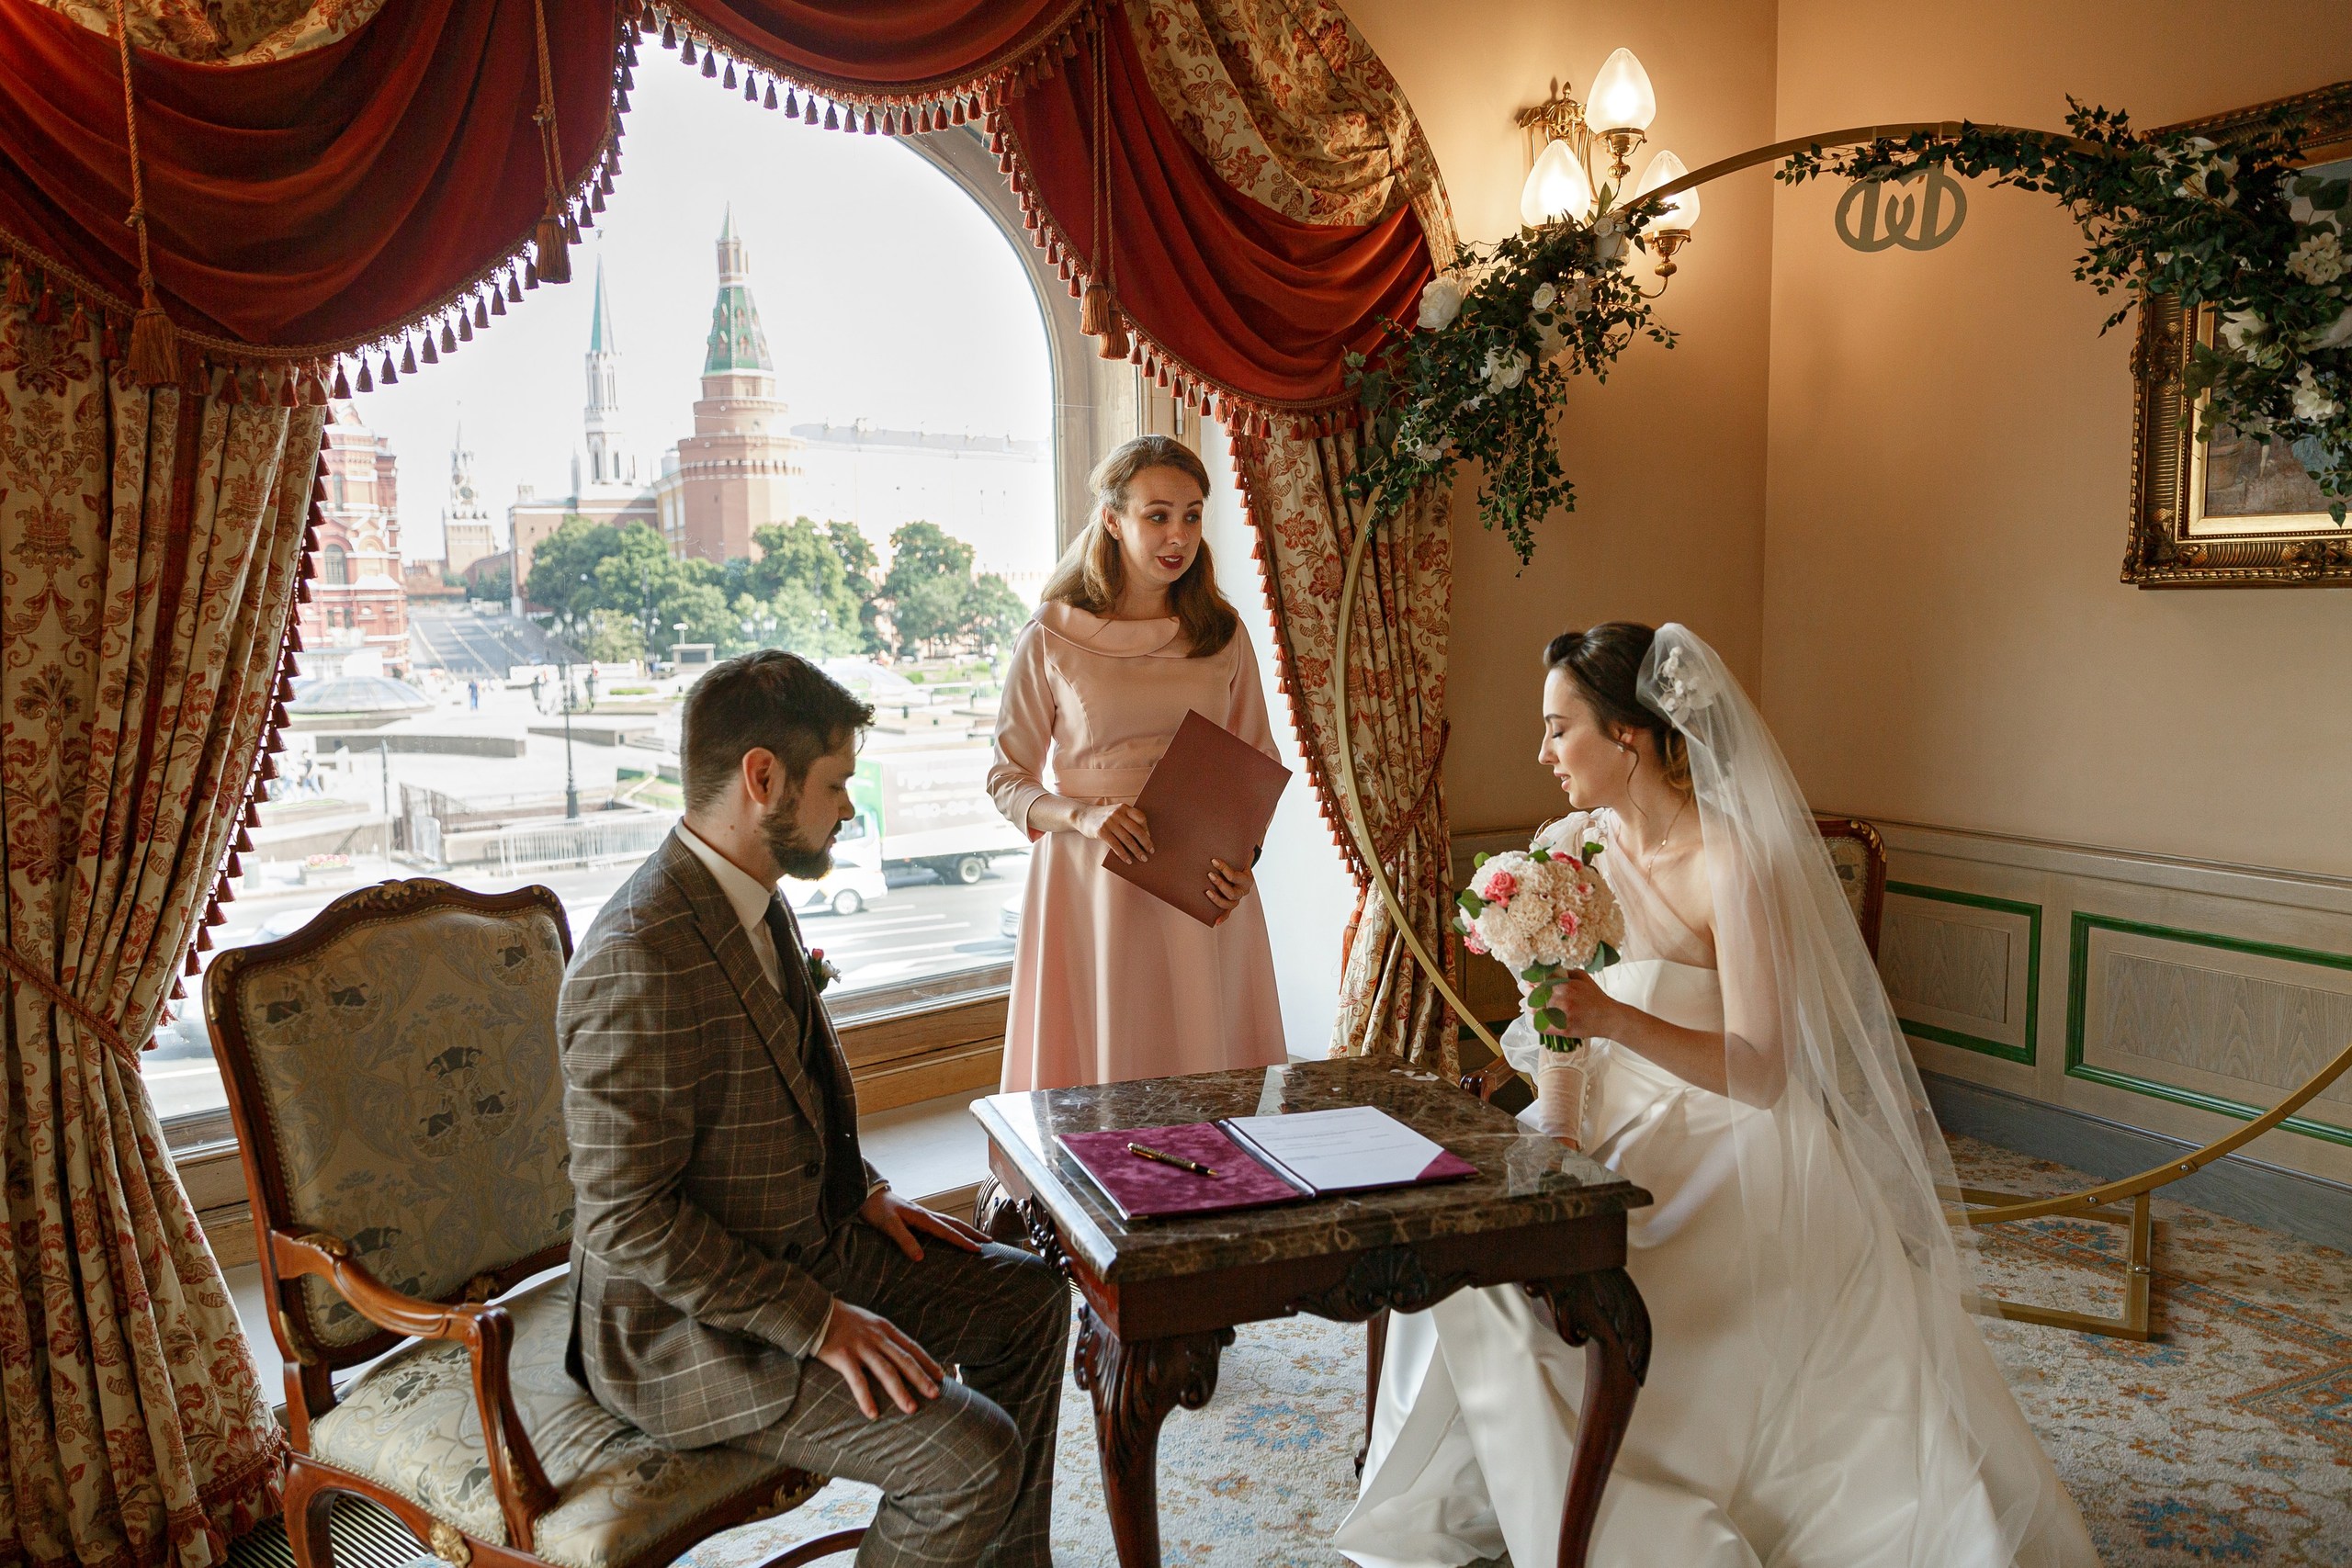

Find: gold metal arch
1328;119;2352;1337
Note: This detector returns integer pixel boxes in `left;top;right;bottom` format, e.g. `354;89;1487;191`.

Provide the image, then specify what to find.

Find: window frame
164;124;1145;1224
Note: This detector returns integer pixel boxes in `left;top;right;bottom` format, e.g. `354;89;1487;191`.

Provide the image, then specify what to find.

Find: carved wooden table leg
1072;1304;1236;1567
1531;1268;1652;1568
1357;1309;1389;1473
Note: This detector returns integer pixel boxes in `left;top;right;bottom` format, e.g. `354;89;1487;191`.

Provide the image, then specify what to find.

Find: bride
1332;623;2098;1568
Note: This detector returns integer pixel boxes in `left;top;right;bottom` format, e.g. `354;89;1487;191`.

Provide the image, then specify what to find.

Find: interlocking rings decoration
1835;168;1968;252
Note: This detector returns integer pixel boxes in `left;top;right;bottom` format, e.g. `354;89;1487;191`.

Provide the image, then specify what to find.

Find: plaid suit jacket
560;828;880;1448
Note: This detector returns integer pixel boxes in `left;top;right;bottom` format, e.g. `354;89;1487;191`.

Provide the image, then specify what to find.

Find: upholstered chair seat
307;1274;814;1568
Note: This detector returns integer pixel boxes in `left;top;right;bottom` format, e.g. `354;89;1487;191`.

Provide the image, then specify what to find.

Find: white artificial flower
1533;315;1570;363
1589;215;1629;265
1417;276;1465;331
1414;442;1444;462
2219;310;2267;354
1483;344;1531;391
2290;231;2347;286
2306;306;2352;351
1564;278;1594;314
2290;364;2342;422
1531;281;1558;311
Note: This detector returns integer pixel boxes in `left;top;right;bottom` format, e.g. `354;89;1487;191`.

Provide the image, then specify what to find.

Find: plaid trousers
728;1220;1069;1568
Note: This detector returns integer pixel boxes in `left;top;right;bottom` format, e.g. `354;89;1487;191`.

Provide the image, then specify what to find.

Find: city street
145;849;1028;1124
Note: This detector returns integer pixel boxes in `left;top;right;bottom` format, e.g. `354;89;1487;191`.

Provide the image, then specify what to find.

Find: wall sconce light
1517;50;1696;288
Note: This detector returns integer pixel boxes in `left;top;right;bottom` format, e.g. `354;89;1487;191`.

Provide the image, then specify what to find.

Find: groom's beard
760;790;836;882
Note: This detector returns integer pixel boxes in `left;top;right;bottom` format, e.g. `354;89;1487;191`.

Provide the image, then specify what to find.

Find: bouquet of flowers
1458;820;1625;1041
1456;818;1625;1142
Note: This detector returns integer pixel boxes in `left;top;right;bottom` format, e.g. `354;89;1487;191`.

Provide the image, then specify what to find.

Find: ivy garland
1351;99;2352;564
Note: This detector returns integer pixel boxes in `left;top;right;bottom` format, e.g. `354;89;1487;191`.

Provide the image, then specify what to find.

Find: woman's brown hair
1040;434;1239;658
1544;622;1692;794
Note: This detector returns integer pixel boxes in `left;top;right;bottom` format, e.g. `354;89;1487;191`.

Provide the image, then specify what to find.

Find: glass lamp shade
1520;138;1597;227
1634;149;1701;231
1589;48;1657;135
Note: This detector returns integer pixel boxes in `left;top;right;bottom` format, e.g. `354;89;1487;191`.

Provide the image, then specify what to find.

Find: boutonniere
808;948;842;995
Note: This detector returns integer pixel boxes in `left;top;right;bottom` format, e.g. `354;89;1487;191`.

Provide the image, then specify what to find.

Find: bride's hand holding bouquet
1455;816;1625;1145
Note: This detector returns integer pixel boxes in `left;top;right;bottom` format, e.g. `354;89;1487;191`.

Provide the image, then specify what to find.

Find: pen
1126;1141;1218;1178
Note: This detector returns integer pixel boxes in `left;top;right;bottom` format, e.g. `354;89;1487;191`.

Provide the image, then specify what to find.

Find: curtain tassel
127;286;178;388
472;295;490;330
765;82;780;111
721;60;735;89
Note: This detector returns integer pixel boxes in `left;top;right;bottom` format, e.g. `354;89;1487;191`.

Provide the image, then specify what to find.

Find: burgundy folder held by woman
1105;709;1291;926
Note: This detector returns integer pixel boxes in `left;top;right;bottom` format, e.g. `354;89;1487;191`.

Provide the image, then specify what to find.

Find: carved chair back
206;878;574;1422
1810;814;1888;957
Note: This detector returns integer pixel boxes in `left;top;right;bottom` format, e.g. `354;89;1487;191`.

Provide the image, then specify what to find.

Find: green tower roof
704;206;773;374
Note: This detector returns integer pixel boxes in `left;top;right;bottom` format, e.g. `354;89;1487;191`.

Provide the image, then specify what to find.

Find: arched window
321;544;349;586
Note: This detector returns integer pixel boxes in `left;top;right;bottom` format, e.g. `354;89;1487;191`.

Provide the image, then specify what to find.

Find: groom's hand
859;1186;989;1262
815;1300;943;1418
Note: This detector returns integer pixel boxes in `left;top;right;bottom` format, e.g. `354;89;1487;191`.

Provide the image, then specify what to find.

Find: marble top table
972;1057;1653;1568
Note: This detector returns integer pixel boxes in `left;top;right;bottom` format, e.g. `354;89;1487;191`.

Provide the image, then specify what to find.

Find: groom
560;649;1067;1567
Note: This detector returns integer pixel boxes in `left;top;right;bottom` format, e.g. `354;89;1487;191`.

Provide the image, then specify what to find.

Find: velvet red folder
1058;1119;1477;1222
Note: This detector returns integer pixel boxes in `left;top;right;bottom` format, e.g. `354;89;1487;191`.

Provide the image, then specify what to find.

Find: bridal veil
1637;624;2086;1562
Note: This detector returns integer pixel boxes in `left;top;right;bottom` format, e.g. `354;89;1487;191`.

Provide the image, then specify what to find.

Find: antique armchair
206;878;861;1568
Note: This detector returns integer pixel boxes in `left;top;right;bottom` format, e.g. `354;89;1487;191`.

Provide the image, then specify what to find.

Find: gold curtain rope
0;944;135;1063
108;0;178;384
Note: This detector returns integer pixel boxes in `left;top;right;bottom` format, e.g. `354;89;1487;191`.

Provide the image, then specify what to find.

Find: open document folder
1057;1105;1476;1222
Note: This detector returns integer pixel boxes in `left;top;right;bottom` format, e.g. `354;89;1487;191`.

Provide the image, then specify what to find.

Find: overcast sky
356;48;1053;562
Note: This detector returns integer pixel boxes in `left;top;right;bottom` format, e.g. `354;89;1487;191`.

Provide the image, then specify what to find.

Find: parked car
782;811;889;917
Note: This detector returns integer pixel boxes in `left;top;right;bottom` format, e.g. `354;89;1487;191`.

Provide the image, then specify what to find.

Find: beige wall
1344;0;1781;834
1763;3;2352;875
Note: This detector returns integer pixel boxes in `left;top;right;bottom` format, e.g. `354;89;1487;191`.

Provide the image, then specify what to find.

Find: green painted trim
1883;882;2040;1066
2065;912;2352;1148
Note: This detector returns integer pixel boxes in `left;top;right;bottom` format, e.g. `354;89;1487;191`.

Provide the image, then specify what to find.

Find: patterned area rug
681;1135;2352;1566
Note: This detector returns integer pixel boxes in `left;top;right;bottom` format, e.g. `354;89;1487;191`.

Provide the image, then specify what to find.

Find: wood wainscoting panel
2069;914;2352;1147
1880;884;2040;1065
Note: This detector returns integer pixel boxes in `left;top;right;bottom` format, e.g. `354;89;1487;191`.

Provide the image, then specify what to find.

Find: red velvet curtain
0;0;618;352
994;6;1432;421
0;0;1430;412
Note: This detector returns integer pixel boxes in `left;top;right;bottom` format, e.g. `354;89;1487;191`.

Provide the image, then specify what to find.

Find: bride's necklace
1636;794;1690;873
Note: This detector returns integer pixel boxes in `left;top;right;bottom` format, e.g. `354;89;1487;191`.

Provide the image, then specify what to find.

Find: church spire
582;253;637;487
705;207;774;375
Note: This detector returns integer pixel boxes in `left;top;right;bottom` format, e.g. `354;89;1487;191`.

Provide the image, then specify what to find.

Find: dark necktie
765;897;866;1229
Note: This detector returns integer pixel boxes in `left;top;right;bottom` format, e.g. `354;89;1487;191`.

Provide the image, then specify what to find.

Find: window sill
175;987;1010;1260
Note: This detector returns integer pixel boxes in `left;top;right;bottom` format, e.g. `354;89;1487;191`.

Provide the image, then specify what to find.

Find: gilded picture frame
2125;81;2352;588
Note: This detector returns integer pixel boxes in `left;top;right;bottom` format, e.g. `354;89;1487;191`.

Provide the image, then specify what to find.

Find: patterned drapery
1238;427;1457;1069
0;299;322;1568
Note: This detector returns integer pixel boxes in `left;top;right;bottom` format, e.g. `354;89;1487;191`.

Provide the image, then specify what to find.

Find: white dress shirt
677;823;786;992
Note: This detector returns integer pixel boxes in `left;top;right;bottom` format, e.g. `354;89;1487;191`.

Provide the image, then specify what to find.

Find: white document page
1222;1104;1445;1194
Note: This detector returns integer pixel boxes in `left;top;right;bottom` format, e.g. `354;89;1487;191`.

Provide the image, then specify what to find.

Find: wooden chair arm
272;1230;561;1549
1459;1061;1511;1102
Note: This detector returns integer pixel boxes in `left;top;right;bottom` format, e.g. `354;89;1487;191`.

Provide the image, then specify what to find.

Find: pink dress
989;602;1289;1090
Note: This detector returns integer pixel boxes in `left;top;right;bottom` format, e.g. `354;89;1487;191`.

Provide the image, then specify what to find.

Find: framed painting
2125;81;2352;587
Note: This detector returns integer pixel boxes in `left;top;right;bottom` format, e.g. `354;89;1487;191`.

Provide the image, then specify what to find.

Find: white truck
850;741;1030;887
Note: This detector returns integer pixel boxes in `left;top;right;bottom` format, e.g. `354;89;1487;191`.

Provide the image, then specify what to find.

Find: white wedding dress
1333;628;2098;1568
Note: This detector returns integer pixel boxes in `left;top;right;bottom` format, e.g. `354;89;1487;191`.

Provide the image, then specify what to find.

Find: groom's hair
1545;623;1690;792
680;649;874;812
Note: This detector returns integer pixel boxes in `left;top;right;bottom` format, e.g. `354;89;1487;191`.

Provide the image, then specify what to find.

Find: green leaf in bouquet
1473;852;1491;868
1583;840;1603;864
1457;889;1487;915
1520;962;1555;984
1529;983;1554;1008
1535;1007;1567;1033
1589;940;1619;972
1529;846;1550;863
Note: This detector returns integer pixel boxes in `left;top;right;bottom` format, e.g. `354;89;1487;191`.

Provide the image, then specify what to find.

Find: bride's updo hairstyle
1041;434;1238;658
1544;622;1692;794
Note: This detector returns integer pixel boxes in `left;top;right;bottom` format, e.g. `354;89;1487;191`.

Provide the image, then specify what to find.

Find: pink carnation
1481;870;1520;903
1463;929;1488;955
1557;909;1580;937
